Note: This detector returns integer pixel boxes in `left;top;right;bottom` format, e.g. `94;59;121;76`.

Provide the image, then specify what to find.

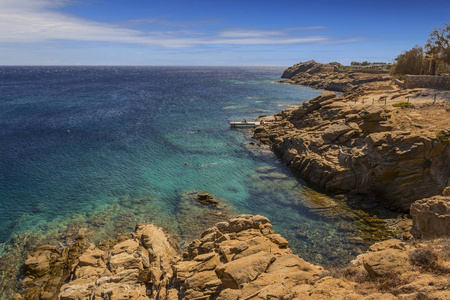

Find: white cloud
0;0;341;47
219;29;284;38
206;36;328;45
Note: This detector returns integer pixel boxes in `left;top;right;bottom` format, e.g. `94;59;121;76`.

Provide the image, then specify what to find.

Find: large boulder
23;245;61;278
410;196;450;239
215;251;275;289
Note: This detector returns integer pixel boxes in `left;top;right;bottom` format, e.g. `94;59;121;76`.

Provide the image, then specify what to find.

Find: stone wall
392;78;405;88
405;75;450;89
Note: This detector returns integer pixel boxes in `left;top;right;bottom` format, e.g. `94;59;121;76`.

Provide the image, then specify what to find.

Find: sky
0;0;449;66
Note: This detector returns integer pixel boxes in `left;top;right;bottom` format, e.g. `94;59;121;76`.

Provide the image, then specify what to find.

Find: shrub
376;271;408;294
436;131;450;144
408;247;437;269
391;46;428;76
392;102;412;108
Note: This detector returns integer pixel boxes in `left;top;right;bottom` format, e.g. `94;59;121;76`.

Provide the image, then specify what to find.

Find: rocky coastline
279;60;392;93
255;61;450;212
11;62;450;299
16;208;449;299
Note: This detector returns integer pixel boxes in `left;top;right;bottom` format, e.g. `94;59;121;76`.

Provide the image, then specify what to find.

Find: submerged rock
197;193;219;206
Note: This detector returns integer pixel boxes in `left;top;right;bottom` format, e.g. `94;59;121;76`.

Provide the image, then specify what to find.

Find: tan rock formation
20;231;88;300
19;225;179;300
253;90;450;211
18;215;450;299
410;195;450;239
280;60;392;93
171;215;450;299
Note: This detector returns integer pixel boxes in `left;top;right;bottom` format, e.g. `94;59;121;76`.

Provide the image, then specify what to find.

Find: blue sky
0;0;449;66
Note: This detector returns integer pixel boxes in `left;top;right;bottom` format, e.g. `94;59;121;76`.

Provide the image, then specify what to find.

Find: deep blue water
0;66;394;265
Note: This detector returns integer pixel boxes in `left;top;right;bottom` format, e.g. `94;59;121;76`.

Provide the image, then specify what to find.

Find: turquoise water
0;66;397;268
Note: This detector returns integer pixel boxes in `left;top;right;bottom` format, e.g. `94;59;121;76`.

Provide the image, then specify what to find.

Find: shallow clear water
0;66;397;267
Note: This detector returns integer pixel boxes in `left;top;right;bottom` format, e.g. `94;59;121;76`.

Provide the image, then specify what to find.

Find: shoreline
8;63;450;299
253;61;450;212
16;211;450;299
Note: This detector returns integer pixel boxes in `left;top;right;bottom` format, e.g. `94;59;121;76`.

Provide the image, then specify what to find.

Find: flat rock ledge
17;214;450;300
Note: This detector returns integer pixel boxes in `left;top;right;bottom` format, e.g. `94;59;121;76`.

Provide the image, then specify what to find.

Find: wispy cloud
0;0;350;48
126;18;220;28
219;29;285;38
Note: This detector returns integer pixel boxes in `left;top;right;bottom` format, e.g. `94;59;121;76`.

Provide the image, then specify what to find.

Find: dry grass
375;272;409;294
323;238;450;296
408;247;437;269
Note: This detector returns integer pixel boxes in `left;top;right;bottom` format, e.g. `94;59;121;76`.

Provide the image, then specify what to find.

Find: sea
0;66;399;276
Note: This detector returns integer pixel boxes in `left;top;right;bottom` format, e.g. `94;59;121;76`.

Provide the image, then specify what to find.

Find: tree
391;46;427;76
425;23;450;74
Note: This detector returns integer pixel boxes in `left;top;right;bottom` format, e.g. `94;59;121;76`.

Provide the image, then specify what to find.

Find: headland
255;60;450;212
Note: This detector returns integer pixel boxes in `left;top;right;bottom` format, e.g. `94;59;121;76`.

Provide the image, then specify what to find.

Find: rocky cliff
280;60;392;93
17;213;450;299
253;90;450;212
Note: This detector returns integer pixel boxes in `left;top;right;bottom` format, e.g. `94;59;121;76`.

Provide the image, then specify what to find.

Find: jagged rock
24;245;61;278
253;90;450;212
281;60;319;78
77;245;106;268
18;216;450;299
20;229;88;300
215;251;275;289
362;239;410;277
410;196;450;239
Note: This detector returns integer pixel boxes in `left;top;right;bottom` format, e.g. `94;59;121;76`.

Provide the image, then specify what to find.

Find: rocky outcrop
18;225;179;300
281;60;335;78
410;195;450;239
19;230;88;300
18;216;450;300
253;91;450;212
348;238;450;298
280;60;392;93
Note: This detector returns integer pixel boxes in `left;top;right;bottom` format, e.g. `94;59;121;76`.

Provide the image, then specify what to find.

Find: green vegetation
391;24;450;76
391;46;428;76
425;23;450;74
392;102;412;108
346;61;392;71
436;131;450;144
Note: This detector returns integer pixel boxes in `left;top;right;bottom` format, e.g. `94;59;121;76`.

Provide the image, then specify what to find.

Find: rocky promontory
253;90;450;212
280;60;393;93
17;212;450;299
